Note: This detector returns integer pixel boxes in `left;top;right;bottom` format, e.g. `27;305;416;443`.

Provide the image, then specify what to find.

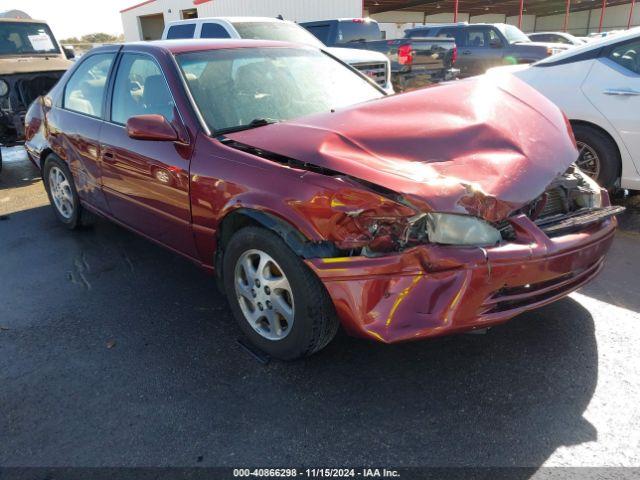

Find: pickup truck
162;17;394;94
405;23;570;78
300;18;459;92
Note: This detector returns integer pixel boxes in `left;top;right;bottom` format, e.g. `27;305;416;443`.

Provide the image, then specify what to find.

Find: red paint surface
25;41;617;344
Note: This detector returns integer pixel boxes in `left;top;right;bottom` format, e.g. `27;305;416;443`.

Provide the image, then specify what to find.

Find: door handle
462;50;472;55
603;88;640;96
102;151;116;163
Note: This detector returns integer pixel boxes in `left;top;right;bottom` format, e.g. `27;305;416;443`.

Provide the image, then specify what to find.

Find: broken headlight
425;213;501;246
573;167;602;208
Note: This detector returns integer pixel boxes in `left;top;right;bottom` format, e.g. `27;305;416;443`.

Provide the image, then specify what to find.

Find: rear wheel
223;226;339;360
43;155;94;229
572;124;621;190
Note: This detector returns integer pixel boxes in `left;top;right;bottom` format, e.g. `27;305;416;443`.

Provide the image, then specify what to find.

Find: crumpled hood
227;75;578;222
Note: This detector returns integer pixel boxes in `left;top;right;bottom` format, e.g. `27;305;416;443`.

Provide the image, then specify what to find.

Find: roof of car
98;39;308;55
535;26;640;65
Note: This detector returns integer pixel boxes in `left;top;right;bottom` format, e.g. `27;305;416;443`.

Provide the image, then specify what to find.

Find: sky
0;0;135;39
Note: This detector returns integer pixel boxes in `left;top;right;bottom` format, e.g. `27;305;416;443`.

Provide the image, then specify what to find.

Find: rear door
582;38;640;171
458;26;502;76
49;49;118;213
99;49;196;256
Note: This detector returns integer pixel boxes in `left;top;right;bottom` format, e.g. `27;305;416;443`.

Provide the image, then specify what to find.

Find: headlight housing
573;166;602;208
426;213;502;246
0;79;8;97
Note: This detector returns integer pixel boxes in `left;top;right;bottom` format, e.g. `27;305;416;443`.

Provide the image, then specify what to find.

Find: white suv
161;17;393;94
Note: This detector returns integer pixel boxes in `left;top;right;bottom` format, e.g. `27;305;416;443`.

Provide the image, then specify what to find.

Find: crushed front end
304;166;622;343
0;71;64;146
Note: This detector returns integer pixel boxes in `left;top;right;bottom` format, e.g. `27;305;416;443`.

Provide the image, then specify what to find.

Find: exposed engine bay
0;71;63;145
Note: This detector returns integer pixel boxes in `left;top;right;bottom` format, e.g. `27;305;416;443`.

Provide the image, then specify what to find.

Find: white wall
121;0;362;41
197;0;361;22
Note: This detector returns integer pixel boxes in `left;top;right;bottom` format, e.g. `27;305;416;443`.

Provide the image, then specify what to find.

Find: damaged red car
25;40;623;360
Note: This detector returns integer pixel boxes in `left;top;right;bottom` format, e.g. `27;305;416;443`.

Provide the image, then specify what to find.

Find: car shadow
0;147;41;191
0;205;599;471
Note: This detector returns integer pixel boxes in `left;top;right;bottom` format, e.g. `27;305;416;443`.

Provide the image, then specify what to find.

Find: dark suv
405;23;569;78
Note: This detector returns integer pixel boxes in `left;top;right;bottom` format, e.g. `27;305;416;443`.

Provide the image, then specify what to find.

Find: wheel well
214;209;340;290
39;148;54;175
570;120;622;164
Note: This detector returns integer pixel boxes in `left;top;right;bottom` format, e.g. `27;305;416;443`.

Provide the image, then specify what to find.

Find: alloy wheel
48;166;75;220
234;249;295;341
576;141;601;180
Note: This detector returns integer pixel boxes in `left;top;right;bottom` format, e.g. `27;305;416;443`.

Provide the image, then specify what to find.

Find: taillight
451;45;458;65
398;44;413;65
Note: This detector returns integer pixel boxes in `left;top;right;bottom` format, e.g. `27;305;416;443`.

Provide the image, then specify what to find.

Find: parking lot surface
1;147;639;468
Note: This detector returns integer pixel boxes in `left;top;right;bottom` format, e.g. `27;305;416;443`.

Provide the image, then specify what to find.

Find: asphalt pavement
1;147;639;470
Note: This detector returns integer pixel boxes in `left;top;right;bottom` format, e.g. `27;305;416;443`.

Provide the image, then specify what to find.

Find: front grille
17;76;61;108
353;62;387;87
539;187;566;218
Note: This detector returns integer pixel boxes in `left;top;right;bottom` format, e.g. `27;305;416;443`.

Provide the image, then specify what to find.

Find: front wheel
222;226;339;360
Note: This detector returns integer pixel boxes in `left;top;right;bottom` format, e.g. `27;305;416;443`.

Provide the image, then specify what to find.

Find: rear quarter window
304;24;331;44
166;24;196;39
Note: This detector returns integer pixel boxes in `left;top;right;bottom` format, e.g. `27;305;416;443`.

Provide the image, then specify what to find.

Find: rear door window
466;28;489;48
63;53;115;118
166;23;196;39
201;23;231;39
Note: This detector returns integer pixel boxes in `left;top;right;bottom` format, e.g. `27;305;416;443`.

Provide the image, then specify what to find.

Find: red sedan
25;40;623;360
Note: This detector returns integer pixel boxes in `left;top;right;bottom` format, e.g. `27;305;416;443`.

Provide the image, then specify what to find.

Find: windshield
497;24;530;44
0;21;60;55
231;22;324;48
177;47;384;134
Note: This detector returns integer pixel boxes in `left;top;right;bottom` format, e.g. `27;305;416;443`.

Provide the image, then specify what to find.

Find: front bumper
306;214;616;343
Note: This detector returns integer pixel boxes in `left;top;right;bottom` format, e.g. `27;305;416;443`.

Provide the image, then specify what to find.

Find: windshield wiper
215;118;279;136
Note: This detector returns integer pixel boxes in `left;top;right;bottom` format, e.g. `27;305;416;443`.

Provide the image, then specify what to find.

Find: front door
100;51;196;256
582;38;640;176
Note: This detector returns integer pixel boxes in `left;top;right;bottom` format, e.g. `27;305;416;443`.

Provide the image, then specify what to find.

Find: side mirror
62;45;76;60
126;115;179;142
489;39;503;49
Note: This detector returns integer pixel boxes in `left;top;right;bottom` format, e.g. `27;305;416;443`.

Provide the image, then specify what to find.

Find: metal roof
365;0;632;17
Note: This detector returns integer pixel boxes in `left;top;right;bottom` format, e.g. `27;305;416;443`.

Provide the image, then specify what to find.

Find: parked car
405;23;570;77
491;28;640;191
25;40;623;360
528;31;586;46
162;16;394;93
0;11;73;171
300;18;459;91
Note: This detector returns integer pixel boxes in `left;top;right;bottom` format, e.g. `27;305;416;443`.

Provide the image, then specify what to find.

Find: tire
43;154;94;229
572;123;621;190
223;226;339;360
